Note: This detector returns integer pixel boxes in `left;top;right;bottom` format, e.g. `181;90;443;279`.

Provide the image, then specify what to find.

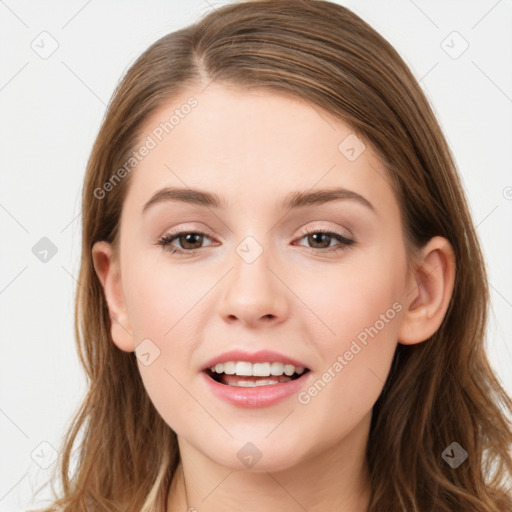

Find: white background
1;1;511;510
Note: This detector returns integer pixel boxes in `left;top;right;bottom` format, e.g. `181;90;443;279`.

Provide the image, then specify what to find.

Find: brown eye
296;228;355;254
176;233;204;250
156;231;214;255
306;232;333;249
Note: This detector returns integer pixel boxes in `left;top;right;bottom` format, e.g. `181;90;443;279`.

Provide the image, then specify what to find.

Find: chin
199;439;306;473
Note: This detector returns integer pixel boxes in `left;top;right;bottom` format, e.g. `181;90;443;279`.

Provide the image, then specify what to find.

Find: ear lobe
398;236;456;345
91;241;135;352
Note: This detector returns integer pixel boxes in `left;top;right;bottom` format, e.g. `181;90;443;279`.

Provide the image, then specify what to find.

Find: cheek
123;253;203;340
293;260;401;421
295;257;402;348
123;260;206;429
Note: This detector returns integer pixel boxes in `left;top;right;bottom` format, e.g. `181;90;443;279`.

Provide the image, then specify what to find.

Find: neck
167;412;372;512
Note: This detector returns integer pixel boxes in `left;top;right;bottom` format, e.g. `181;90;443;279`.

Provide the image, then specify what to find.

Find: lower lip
201;371;311;408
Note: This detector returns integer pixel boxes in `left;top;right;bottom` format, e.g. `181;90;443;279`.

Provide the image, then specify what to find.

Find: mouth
203;362;311;388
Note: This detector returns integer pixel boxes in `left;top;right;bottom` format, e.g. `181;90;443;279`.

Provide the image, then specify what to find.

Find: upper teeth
209;361;305;377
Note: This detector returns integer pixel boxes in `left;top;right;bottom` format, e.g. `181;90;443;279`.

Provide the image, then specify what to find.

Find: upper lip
201;349;309;371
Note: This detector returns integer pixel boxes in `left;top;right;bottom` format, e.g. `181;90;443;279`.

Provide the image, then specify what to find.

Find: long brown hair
31;1;512;510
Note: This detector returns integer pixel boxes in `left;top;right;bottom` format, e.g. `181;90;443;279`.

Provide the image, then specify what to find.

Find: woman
32;0;512;510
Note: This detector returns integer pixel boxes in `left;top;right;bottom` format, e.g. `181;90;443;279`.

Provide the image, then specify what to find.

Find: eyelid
157;229;216;248
158;221;352;240
156;222;356;256
298;222;353;239
295;226;355;251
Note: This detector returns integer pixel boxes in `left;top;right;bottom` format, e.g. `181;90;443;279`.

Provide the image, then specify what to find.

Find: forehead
124;82;397;216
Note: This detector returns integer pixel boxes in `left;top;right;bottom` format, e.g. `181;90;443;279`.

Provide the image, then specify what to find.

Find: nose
218;242;289;328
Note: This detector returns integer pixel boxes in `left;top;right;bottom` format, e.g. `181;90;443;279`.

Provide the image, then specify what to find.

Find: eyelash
156;227;355;256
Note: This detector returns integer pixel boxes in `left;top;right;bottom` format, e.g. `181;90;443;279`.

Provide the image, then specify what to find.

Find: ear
398;236;456;345
91;241;135;352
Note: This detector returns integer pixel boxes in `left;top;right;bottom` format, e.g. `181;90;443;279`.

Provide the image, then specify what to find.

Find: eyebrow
141;186;375;214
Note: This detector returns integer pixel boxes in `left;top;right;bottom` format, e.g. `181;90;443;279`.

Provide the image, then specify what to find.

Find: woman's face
96;82;412;470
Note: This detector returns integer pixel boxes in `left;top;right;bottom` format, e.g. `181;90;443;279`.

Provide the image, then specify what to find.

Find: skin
92;82;455;511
